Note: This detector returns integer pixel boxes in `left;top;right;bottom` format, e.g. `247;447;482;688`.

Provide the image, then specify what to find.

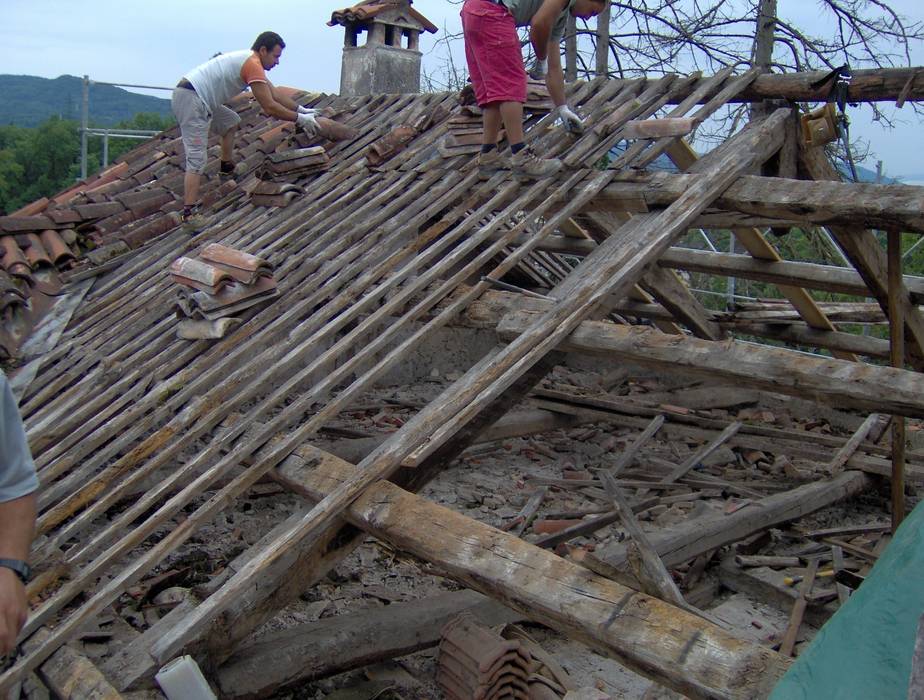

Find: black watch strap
0;558;30;584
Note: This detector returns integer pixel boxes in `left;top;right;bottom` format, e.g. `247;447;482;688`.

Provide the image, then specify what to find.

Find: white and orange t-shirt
184;50;268;113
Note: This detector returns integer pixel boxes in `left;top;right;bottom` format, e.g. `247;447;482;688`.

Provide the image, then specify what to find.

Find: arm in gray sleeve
0;372;37;502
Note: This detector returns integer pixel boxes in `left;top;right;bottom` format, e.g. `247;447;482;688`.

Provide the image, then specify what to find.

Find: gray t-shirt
502;0;577;42
0;371;37;502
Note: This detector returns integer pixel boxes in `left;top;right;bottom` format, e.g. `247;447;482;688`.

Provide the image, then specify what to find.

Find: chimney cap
328;0;438;33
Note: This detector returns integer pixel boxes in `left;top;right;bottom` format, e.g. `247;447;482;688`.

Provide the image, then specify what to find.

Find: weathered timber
657;249;924;304
609;414;665;475
556;171;924;234
110;355;564;691
498;313;924;419
828;414;882;476
888;229;907;533
24;629;122;700
215;590;522;699
599;471;686;606
667;138;858;363
600;472;872;570
779;558;819;656
645;67;924;104
801;144;924;369
263;445;791;700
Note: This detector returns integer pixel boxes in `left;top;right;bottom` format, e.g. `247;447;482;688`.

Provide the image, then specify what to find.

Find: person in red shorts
462;0;608;179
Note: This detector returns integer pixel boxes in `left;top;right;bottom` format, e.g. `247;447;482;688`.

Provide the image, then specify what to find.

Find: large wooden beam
563;172;924;234
800;144;924;369
641;67;924;104
498;311;924;419
264;445;791;700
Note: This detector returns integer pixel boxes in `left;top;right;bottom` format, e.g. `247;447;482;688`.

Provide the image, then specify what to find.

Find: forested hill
0;74;172;128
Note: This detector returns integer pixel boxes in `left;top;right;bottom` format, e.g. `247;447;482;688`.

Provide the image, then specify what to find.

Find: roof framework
3;67;924;698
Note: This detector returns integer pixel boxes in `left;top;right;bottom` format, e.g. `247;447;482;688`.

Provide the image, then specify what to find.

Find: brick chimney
328;0;438;97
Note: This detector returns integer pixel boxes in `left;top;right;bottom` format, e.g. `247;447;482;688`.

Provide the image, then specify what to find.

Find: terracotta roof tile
23;233;53;269
328;0;438;33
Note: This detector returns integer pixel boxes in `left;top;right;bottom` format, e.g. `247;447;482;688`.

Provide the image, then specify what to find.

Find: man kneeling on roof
462;0;608;179
172;31;319;232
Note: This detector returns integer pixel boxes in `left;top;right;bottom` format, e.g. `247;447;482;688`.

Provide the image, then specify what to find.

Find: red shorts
461;0;527;106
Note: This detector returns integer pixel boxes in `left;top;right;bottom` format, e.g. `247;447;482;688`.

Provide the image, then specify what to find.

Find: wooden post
888;229;906;533
595;1;611;77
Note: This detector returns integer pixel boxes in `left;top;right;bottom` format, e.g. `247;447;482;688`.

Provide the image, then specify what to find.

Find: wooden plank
778;558;819;656
609;414;665;475
828;414;881;476
599;471;686;606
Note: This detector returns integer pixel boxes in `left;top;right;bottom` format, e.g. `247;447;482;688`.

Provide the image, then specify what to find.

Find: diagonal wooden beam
268;445;791;700
800;144;924;370
665;139;860;363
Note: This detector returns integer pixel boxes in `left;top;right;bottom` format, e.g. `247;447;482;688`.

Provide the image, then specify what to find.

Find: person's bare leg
183;171;201;207
498;101;524;145
220;126;236;163
483;104;502;147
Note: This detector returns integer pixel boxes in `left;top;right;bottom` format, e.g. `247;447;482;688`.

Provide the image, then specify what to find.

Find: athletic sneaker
510;146;563;179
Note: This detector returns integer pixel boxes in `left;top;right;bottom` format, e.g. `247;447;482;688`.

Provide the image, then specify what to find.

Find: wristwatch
0;558;31;584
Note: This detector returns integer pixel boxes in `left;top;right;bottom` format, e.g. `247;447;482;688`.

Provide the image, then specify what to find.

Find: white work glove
296;111;320;137
528;57;548;80
297;105;319;117
556;105;585;135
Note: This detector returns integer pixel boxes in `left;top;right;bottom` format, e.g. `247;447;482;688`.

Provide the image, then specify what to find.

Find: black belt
177;79;195;91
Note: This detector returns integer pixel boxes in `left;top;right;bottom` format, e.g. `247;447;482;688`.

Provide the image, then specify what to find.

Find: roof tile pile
173;244;277;332
438;614;535;700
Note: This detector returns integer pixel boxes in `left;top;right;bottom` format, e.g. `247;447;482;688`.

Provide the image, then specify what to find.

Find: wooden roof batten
4;65;924;699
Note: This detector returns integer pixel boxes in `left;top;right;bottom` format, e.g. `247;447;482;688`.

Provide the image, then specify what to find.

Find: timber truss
4;66;924;699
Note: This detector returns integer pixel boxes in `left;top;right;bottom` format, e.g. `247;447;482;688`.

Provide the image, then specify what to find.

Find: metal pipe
80;75;89;181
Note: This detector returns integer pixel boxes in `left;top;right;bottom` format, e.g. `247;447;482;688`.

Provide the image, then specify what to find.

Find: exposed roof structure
2;65;924;698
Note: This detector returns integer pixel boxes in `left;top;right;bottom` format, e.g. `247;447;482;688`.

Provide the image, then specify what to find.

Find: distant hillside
0;74;172;128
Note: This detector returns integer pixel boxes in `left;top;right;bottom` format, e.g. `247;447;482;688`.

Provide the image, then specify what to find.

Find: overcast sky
2;0;922;179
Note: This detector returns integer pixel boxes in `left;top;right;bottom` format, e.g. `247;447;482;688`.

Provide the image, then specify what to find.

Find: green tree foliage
0;112;174;214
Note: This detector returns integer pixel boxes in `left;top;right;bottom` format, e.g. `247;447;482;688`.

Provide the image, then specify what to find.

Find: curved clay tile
39;229;77;268
23;233;53;269
0;236;29;273
84;162;130;194
10;197;49;217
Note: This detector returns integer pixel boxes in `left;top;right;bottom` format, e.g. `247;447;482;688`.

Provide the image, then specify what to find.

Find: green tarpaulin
770;500;924;699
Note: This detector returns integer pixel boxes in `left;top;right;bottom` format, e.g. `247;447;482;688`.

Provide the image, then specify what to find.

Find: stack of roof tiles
438;614;536;700
171;244;277;332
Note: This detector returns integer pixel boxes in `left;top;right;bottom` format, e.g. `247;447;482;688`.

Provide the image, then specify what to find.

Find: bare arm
529;0;569;60
546;39;567;107
269;81;299;111
0;492;36;655
250;81;297;121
